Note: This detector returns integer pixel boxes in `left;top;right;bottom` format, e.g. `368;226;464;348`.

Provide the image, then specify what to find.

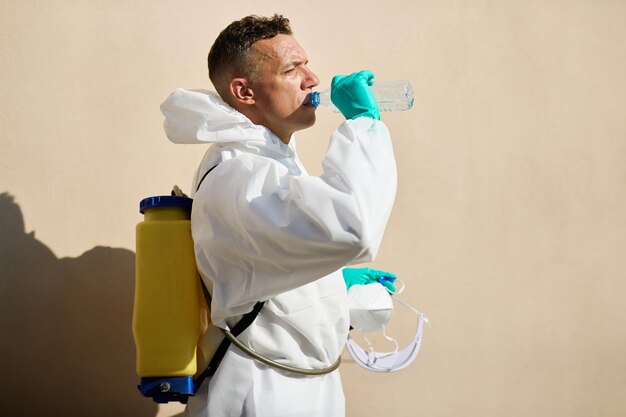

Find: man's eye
284;68;296;74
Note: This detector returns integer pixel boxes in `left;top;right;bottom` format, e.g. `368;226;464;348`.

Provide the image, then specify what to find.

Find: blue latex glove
331;70;381;120
342;267;397;293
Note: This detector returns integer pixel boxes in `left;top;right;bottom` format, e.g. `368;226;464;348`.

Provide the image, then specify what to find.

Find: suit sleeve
192;118;397;326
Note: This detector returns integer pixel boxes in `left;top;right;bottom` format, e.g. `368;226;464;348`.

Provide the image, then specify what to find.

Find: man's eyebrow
282;58;308;68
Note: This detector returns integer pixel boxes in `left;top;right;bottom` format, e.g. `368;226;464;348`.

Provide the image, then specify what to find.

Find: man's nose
303;67;320;90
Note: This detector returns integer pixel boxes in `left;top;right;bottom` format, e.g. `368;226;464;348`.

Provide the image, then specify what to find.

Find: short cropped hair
208;14;292;97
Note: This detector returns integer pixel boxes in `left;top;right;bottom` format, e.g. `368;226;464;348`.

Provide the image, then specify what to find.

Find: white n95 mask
346;284;428;373
347;282;394;332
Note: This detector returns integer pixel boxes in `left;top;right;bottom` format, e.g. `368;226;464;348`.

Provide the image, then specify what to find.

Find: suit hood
160;88;273;144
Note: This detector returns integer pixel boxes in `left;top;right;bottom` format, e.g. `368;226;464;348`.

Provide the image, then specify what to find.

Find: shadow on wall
0;192;160;417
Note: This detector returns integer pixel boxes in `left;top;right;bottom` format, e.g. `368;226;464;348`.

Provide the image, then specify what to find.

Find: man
161;14;397;417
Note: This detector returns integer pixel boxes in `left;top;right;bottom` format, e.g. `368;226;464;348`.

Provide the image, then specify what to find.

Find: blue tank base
138;376;195;404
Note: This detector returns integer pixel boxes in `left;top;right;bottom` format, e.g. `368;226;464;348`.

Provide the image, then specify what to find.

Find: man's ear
229;78;255;105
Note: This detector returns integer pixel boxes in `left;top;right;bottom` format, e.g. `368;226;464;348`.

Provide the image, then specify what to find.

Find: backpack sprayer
133;193;203;403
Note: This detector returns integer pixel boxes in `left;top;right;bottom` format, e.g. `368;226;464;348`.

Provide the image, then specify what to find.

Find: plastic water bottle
308;80;414;112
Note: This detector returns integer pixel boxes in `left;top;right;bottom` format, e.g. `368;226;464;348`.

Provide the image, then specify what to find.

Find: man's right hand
331;70;381;121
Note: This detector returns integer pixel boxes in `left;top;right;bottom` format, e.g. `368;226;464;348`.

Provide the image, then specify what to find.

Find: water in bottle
307;80;414;112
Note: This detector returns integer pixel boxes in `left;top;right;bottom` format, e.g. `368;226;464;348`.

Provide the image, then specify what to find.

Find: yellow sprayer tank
133;195;202;403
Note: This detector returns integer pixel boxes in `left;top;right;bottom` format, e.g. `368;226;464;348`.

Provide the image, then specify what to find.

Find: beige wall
1;1;625;416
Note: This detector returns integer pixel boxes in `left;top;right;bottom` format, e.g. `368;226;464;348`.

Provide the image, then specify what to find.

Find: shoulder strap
195;164;219;193
193;164;265;388
195;282;264;385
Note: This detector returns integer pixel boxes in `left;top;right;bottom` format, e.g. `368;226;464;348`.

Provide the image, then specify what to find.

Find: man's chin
292;115;316;133
303;110;317;128
285;108;317;135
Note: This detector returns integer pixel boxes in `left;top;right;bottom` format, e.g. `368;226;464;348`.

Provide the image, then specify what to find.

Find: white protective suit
161;88;397;417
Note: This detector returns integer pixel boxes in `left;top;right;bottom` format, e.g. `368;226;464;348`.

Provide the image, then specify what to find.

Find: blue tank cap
139;195;193;214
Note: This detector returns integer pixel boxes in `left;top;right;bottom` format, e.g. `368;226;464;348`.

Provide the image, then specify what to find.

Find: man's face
247;34;320;143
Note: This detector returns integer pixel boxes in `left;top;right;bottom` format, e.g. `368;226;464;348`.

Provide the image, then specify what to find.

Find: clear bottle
308;80;414;112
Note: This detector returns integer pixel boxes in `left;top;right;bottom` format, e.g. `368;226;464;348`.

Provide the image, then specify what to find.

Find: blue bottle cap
139;195;193;214
307;91;321;107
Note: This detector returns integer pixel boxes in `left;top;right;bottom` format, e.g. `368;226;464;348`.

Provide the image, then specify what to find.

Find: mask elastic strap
378;295;428;356
362;336;375;353
362;326;400;356
381;325;400;353
394;295;430;326
392;279;406;295
360;294;426;358
364;296;429;358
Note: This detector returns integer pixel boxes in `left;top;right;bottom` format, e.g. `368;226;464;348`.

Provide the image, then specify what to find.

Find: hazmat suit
160;88;397;417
